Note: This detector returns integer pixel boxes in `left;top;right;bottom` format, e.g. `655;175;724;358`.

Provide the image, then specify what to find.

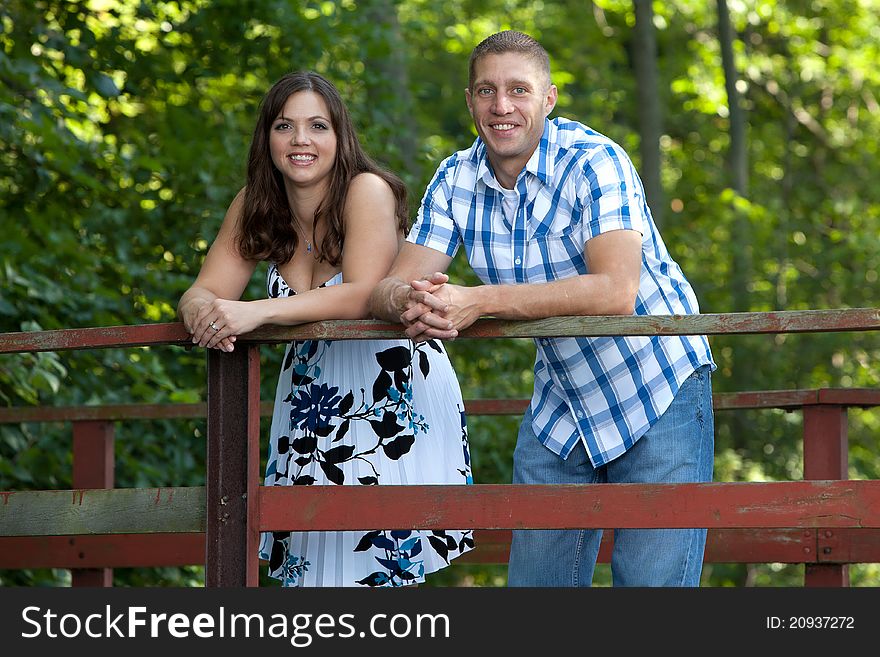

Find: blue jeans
508;364;714;587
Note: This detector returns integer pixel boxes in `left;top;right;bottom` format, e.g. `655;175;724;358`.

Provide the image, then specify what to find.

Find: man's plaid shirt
408;117;715;466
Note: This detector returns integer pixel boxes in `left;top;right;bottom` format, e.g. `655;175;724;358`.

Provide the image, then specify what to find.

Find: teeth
289;154;315;161
492;124;515;130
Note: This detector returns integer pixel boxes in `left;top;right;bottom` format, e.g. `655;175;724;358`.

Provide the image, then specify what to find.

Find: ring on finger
209;321;220;332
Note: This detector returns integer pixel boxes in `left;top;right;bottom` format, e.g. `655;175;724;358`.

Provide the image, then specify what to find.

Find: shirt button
514;257;521;265
560;374;567;381
541;339;549;346
576;410;584;419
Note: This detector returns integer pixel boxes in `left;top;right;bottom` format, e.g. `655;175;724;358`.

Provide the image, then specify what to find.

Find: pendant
306;241;312;253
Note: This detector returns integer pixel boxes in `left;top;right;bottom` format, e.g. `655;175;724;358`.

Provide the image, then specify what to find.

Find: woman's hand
190;298;267;351
179;294;233;352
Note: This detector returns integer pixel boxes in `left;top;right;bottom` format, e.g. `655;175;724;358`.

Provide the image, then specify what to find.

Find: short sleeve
577;143;647;243
406;155;461;258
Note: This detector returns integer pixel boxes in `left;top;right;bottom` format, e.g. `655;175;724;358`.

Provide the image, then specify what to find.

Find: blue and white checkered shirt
407;117;715;466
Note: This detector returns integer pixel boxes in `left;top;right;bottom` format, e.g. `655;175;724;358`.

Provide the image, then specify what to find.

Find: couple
179;31;715;588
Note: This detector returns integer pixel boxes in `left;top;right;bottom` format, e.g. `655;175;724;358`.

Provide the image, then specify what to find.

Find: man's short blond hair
468;30;551;90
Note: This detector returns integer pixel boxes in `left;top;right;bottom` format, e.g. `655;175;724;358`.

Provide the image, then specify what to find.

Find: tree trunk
716;0;751;314
632;0;664;228
716;0;753;489
360;1;418;177
717;0;748;197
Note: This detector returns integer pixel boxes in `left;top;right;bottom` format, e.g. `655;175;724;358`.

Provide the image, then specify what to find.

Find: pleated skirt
258;336;474;587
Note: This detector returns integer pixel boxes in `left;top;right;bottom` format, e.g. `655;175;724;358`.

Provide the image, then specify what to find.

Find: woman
178;72;473;587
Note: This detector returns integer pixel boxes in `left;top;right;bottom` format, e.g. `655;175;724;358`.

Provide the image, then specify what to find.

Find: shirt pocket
526;224;587;281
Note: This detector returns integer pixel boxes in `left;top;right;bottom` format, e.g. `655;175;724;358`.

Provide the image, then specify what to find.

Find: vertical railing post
802;401;849;587
71;419;115;587
205;345;261;587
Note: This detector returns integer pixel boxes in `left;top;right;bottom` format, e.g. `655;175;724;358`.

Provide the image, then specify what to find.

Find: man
370;30;715;586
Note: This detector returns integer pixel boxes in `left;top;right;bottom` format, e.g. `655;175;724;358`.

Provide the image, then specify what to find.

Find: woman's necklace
293;221;313;254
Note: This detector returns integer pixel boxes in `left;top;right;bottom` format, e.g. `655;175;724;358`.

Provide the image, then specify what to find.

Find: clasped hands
400;273;480;343
185;298;264;352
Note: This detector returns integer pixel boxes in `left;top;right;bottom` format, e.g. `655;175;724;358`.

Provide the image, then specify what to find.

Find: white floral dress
258;264;474;586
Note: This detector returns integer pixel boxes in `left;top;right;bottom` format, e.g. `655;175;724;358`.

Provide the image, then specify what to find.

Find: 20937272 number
765;616;855;629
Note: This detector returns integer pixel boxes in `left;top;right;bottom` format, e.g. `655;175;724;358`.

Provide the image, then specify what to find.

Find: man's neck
487;155;530;190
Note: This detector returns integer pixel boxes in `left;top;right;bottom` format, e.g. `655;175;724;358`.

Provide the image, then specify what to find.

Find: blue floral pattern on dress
261;264;474;586
282;554;310;587
273;341;440;488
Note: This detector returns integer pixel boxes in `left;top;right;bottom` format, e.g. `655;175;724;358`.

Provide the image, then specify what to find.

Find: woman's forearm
256;280;380;326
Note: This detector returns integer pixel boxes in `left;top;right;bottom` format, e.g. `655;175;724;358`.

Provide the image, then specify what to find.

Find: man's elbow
605;282;639;315
604;300;636;315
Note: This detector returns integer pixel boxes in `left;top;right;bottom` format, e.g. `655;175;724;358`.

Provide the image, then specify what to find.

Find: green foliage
1;0;878;587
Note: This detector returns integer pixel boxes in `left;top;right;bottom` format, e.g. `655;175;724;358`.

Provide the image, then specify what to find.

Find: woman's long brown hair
237;71;408;266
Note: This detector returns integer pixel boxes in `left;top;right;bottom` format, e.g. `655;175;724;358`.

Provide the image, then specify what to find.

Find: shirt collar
469;118;557;191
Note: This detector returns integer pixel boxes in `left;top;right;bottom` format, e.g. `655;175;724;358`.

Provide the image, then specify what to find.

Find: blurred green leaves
1;0;879;586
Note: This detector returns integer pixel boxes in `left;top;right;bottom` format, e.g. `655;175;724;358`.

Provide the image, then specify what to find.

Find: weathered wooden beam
694;528;822;564
711;388;880;410
72;421;114;490
246;348;262;586
817;528;880;563
205;346;261;587
259;481;880;531
2;308;877;354
0;323;191;354
803;406;848;482
0;534;206;569
6;481;878;538
0;487;205;536
818;388;880;407
712;389;820;410
238;308;880;342
447;308;880;339
0;402;277;423
2;389;878;424
463;399;530;416
71;420;115;587
804;564;849;587
803;405;850;587
458;528;826;565
4;527;880;569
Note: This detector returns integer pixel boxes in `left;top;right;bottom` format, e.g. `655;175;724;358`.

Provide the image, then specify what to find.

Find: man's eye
478;88;494;96
513;87;526;94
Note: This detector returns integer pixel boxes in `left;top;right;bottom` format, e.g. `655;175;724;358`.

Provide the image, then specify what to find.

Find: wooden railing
1;390;879;585
1;308;879;587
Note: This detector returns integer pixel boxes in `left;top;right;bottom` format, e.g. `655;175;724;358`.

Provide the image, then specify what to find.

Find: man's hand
395;272;453;342
400;274;455;342
370;242;455;323
402;277;485;342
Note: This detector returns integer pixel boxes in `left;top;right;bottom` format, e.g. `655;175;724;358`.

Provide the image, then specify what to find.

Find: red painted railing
1;309;879;587
1;390;879;585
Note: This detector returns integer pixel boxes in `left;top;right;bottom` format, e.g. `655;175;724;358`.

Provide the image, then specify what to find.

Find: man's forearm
478;275;636;320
